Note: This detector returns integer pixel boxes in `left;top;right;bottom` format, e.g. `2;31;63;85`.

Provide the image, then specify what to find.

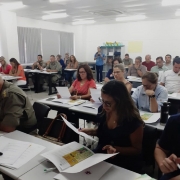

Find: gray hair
113;63;125;72
135;56;142;62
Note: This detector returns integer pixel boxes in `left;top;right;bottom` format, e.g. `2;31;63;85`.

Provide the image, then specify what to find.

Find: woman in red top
9;58;26;86
0;56;12;74
58;64;96;100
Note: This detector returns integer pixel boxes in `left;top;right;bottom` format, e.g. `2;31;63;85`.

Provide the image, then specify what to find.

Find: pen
177;164;180;169
0;152;3;156
44;167;56;172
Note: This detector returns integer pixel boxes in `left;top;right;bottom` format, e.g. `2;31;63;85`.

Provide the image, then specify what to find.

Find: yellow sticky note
128;41;143;53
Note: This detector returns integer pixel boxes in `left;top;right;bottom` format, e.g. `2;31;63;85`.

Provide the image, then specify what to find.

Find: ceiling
0;0;180;25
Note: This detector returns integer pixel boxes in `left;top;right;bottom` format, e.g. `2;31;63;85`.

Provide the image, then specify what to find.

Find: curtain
17;27;41;64
41;29;60;61
60;32;74;59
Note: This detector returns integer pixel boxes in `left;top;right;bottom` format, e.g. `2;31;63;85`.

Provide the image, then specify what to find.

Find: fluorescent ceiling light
124;4;146;8
162;0;180;6
116;15;147;22
175;10;180;16
0;1;26;11
43;9;66;14
72;20;95;25
50;0;70;3
42;13;68;20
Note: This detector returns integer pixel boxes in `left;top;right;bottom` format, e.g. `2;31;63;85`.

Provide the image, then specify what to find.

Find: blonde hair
113;64;125;72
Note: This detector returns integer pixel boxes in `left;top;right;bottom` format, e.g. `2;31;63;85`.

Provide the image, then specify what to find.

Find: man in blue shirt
94;46;105;83
132;72;168;112
155;114;180;180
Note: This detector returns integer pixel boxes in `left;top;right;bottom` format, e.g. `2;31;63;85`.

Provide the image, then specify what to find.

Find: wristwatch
149;95;155;98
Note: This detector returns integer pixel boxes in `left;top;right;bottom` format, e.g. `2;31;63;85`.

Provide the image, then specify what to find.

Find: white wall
85;19;180;63
17;17;84;62
0;11;19;61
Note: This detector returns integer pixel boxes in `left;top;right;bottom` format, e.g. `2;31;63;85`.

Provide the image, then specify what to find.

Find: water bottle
160;102;171;125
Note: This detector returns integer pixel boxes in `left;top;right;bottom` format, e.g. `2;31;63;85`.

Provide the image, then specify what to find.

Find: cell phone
46;98;55;101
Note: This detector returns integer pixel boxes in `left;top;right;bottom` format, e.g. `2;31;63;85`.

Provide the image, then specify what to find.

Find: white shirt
161;70;180;93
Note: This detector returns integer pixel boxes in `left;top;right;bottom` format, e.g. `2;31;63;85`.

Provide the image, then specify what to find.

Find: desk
1;75;22;81
0;131;58;179
168;93;180;100
18;160;140;180
127;76;142;83
24;69;58;95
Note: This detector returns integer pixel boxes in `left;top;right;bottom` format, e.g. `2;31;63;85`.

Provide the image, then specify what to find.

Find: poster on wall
128;41;143;53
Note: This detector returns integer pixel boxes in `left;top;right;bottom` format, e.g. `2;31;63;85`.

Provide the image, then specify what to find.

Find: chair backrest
142;125;158;166
33;102;50;124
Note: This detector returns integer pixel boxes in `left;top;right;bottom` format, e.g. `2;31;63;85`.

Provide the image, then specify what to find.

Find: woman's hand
78;128;93;135
90;98;95;103
57;93;61;99
70;95;79;100
159;154;180;174
46;69;51;72
102;145;116;154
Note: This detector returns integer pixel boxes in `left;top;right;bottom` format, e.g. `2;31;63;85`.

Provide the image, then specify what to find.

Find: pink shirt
0;64;12;74
72;79;96;95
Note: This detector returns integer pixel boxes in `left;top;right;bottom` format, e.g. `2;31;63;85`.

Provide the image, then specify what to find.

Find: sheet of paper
83;102;101;109
139;111;160;124
90;88;101;103
128;41;143;53
3;143;45;169
61;116;97;142
136;174;155;180
52;98;86;106
54;162;112;180
56;87;71;99
0;140;30;165
41;142;94;172
41;141;117;173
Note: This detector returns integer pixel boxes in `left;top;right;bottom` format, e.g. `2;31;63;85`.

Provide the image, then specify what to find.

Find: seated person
160;57;180;93
46;55;61;86
123;53;133;68
56;54;66;70
0;77;37;133
151;56;168;74
9;58;26;86
65;55;78;83
104;58;122;83
113;64;132;93
57;64;96;100
0;56;12;74
127;56;146;77
142;54;155;71
32;55;46;90
132;72;168;113
79;80;144;173
154;114;180;180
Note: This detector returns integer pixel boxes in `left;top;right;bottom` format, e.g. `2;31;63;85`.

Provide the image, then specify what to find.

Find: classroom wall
17;16;85;62
84;19;180;62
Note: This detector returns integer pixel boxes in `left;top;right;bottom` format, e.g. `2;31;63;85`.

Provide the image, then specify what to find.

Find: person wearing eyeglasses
57;64;96;100
132;72;168;113
113;64;132;93
0;56;12;74
79;80;144;173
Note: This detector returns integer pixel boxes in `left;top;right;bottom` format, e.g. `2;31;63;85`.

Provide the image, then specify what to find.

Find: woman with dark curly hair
57;64;96;100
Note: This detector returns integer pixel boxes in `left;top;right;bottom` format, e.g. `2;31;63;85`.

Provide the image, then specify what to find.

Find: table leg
35;73;41;93
48;74;52;95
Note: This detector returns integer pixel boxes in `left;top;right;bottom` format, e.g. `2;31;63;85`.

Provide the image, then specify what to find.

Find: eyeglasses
99;98;111;107
79;71;86;74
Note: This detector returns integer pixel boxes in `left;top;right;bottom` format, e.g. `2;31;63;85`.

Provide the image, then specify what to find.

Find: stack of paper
0;137;45;169
41;142;117;173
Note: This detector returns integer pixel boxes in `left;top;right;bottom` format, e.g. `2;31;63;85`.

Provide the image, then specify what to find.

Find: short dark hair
156;56;163;61
112;58;122;68
125;54;129;57
142;72;158;84
77;64;94;81
173;57;180;65
165;54;171;58
50;55;55;58
38;55;42;58
101;80;143;124
56;54;61;59
135;56;142;62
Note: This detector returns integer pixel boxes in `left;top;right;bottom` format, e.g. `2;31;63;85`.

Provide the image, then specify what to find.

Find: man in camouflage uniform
0;77;36;133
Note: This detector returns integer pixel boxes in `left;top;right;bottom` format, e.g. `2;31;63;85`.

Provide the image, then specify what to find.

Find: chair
33;102;50;127
141;125;158;175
